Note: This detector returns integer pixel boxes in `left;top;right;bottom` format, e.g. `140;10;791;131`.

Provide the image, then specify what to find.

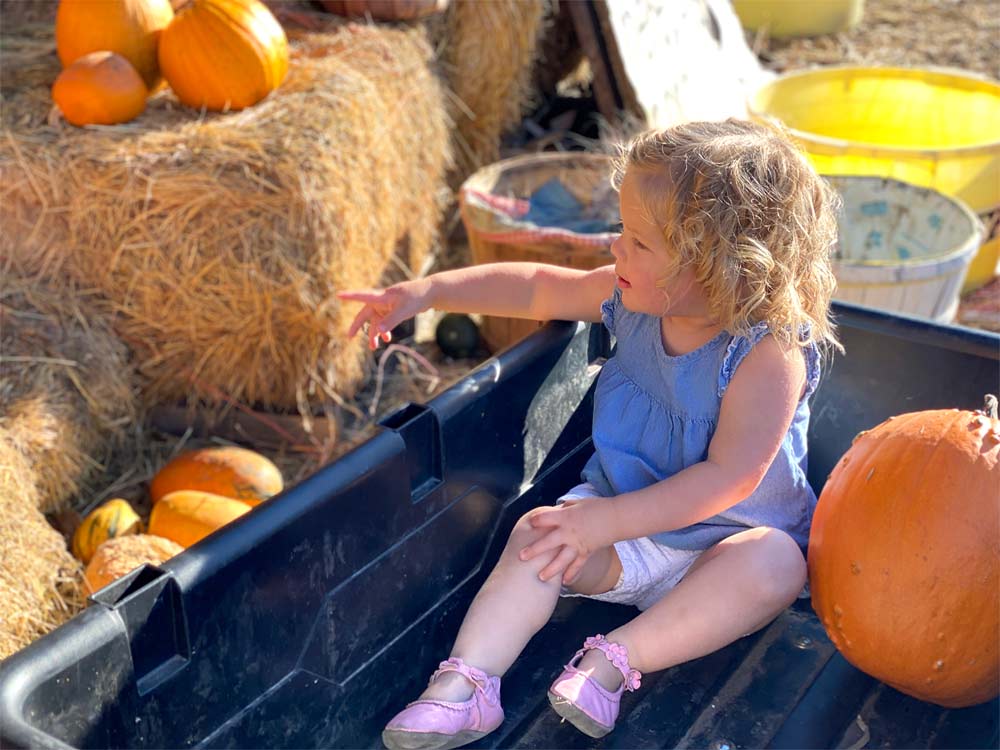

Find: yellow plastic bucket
733;0;864;39
749;66;1000;291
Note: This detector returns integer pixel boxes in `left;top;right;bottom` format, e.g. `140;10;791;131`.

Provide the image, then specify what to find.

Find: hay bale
1;275;140;513
84;534;184;595
1;19;452;411
0;440;85;661
430;0;547;183
0;1;57;34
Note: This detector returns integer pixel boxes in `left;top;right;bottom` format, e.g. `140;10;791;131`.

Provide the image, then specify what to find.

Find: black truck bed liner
1;302;997;749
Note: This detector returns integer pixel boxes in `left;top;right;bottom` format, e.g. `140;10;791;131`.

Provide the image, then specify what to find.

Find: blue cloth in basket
523;178;618;235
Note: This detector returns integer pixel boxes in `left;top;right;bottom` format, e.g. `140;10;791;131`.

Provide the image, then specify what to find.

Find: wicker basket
459;152;618;350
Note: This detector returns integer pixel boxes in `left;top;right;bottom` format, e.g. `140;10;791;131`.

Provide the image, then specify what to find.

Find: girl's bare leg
422;509;622;701
577;527;807;690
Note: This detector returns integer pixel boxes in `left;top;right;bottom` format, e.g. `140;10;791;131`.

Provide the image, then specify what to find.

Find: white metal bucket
826;175;984;323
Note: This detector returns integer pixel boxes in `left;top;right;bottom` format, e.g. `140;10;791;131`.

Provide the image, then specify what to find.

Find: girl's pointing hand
337;280;430;350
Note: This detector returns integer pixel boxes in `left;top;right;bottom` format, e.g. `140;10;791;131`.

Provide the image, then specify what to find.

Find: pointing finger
337;290;385;304
347;306;373;338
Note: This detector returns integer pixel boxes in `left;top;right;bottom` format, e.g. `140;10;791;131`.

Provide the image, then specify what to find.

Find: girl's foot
382;658;504;750
575;648;625;692
547;634;642;738
418;669;476;703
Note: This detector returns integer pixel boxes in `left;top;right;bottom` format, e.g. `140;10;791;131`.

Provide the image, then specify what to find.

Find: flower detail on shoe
581;635;642;691
546;634;643;739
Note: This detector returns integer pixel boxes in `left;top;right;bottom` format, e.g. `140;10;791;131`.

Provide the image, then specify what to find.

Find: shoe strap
430;657;493;693
572;634;642;692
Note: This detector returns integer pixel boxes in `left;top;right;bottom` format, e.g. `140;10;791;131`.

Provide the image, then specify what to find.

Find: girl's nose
610;235;624;260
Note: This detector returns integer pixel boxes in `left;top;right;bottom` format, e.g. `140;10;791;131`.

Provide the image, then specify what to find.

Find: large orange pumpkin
56;0;174;90
150;446;283;506
158;0;288;111
809;396;1000;708
51;51;149;126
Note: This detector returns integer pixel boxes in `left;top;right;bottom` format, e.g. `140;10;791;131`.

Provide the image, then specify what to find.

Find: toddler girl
338;118;841;750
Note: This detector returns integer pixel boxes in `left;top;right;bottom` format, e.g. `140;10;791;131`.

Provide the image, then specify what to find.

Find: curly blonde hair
613;118;841;353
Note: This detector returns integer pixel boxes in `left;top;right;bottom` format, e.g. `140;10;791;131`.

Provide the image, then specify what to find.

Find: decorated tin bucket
827;175;984;323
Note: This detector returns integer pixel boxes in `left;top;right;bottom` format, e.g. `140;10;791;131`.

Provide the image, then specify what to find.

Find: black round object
435;313;480;358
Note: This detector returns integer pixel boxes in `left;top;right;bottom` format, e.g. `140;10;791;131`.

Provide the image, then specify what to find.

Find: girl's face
610;171;711;319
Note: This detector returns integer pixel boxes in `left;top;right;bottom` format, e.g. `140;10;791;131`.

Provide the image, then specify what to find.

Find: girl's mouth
617;275;632;289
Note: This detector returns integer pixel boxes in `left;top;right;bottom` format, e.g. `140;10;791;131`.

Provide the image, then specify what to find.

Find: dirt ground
749;0;998;80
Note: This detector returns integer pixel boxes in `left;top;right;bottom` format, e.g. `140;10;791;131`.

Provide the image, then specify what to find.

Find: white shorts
556;482;702;611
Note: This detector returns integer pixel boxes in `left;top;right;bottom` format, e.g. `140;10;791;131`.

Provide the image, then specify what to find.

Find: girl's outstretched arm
338;262;616;349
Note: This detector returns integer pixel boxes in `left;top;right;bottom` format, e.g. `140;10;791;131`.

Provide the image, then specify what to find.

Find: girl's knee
507;509;547;548
751;528;807;603
497;509;558;575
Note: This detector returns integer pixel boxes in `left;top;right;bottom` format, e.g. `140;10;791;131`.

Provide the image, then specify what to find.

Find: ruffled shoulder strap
600;286;625;335
601;286;651;344
718;323;821;400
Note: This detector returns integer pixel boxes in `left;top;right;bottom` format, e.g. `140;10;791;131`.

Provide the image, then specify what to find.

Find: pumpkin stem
984;395;999;420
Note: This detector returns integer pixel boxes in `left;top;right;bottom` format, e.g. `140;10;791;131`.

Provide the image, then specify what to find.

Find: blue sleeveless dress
580;288;822;551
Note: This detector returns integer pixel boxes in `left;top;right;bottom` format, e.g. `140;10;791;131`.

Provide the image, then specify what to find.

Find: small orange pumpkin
809;395;1000;708
51;51;149;126
72;498;142;564
56;0;174;90
158;0;288;111
150;446;283;506
148;490;252;548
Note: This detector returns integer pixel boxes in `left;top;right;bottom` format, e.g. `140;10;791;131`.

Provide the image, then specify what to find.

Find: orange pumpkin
56;0;174;90
809;396;1000;708
150;446;283;506
51;51;149;126
158;0;288;111
148;490;251;547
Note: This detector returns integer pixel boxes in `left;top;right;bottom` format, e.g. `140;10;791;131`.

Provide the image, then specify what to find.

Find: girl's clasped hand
520;497;610;585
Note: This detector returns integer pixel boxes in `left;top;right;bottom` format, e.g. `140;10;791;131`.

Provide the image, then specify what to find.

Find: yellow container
733;0;864;38
749;66;1000;291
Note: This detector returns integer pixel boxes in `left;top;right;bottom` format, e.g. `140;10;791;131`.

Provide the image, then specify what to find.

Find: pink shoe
547;634;642;738
382;657;504;750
